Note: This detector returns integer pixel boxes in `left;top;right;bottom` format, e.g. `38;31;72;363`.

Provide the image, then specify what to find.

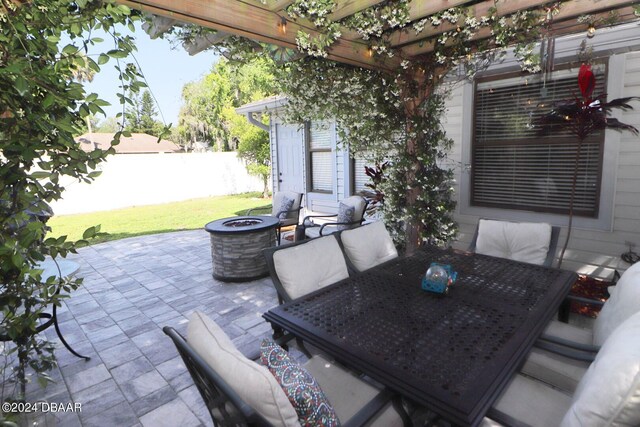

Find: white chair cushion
520;320;592;393
561;310;640;427
484;374;572;427
340;221;398;272
273;236;349;300
341;196;367;221
186;312;299;427
304;355;404;427
593;262;640;346
273;192;301;221
476;220;552;265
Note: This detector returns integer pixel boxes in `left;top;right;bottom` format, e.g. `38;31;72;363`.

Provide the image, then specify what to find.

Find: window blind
472;66;605;217
353;157;370;194
311;152;333;192
309;122;333;192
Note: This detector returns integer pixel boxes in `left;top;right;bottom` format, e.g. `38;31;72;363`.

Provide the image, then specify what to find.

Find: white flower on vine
16;108;25;118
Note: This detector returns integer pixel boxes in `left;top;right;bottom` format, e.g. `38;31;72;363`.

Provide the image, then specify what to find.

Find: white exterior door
275;123;304;193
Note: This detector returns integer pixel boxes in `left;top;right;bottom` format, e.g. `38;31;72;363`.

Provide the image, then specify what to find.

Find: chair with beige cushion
303;195;368;239
247;191;303;244
482;309;640;427
469;219;560;267
164;311;409;427
338;221;398;273
263;234;350;304
522;261;640;393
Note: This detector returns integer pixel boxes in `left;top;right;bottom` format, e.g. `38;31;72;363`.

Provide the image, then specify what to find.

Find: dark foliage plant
535;64;638;267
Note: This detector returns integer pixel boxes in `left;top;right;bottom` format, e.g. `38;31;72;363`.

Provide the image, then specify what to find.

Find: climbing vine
1;0;150;411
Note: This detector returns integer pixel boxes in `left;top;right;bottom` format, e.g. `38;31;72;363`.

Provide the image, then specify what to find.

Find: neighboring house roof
235;95;287;114
76;133;182;154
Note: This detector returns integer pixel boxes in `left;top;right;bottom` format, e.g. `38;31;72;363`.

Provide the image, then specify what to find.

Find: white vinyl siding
473;65;606;217
309;122;333;193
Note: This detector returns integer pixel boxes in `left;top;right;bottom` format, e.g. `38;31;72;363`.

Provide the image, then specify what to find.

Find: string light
367;46;374;58
278;17;287;35
587;24;596;38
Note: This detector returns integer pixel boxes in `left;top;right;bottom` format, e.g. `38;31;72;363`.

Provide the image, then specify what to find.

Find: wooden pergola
118;0;639;70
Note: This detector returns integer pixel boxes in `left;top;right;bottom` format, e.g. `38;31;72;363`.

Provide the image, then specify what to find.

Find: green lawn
48;192;272;245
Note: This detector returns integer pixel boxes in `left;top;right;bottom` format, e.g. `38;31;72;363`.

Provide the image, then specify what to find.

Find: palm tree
535;64;638;268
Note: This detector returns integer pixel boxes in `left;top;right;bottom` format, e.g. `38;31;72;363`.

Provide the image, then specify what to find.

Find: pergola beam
401;1;640;57
329;0;386;21
391;0;638;51
120;0;400;70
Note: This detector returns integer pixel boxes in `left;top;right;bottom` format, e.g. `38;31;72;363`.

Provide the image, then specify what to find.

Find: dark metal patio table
263;245;576;427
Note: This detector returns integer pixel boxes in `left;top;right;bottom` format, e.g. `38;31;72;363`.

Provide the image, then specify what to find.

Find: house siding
446;50;640;279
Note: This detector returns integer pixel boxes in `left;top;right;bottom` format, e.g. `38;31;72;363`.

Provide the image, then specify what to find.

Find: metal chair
263;234;352;304
247;191;303;244
302;195;368;239
164;313;411;427
468;219;560;267
485;310;640;427
337;221;398;273
521;261;640;393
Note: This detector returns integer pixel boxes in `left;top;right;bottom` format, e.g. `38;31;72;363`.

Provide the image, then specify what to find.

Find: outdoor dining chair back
469;219;560;267
303;195;368;239
338;221;398;273
522;261;640;393
263;234;350;304
247;191;303;244
165;312;410;427
486;309;640;427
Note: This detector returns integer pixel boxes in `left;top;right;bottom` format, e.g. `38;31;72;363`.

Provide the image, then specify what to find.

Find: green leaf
14;76;29;96
98;54;110;65
82;226;97;239
31;171;51;179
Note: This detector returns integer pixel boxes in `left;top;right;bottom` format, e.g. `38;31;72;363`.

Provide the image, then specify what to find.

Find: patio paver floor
25;229;293;427
14;229;593;427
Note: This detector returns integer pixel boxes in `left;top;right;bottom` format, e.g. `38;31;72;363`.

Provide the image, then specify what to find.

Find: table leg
52;304;90;360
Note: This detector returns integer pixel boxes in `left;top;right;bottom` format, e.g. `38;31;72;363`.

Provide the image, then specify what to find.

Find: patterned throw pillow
260;339;340;427
336;202;355;231
277;197;295;219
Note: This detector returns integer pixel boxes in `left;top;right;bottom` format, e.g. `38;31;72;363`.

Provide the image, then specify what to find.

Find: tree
177;56;278;187
0;0;146;410
228;109;271;197
124;89;161;135
139;90;160;134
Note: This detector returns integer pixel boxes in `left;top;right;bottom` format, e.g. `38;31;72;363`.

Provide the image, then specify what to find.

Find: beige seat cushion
476;220;552;265
186;312;299;427
483;374;572;427
305;224;338;239
273;191;302;222
340;221;398;272
593;261;640;346
561;310;640;427
304;355;404;427
520;320;592;393
273;235;349;299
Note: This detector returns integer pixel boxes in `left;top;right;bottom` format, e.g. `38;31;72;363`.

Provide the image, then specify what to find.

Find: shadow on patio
30;229;284;427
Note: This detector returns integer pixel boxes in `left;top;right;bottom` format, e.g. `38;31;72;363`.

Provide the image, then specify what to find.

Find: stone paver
26;229;281;426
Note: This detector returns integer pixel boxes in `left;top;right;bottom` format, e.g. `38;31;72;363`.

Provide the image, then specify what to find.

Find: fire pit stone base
204;216;279;282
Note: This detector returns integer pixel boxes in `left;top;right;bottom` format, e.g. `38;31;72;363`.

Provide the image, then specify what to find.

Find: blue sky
83;22;218;126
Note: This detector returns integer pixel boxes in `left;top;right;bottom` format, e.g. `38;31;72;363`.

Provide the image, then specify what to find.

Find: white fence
50;152;266;215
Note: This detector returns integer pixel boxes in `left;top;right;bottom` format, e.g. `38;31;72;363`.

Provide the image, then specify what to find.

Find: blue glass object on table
421;262;458;295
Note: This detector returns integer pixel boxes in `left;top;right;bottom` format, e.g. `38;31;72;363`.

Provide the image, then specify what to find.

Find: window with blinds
472;65;606;217
353;157;370;194
309;122;333;193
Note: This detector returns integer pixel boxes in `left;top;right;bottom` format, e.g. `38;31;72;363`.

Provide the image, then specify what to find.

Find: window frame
306;121;334;194
470;64;607;218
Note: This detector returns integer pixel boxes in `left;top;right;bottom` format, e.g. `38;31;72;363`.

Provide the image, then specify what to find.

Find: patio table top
264;245;577;427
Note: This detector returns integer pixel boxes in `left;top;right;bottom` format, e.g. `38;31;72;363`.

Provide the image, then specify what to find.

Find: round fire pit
204;216;279;282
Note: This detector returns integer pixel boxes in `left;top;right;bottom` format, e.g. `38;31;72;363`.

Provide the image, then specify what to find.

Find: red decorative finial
578;64;595;100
